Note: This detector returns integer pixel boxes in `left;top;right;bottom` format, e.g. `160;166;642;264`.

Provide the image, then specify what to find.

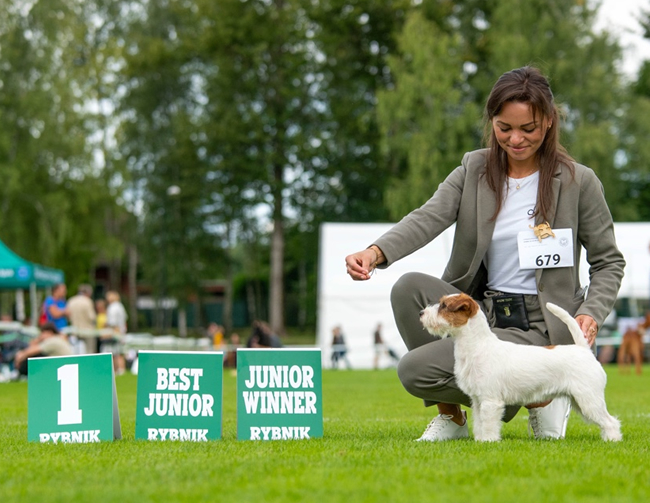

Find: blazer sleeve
372;154;469;267
574;169;625;326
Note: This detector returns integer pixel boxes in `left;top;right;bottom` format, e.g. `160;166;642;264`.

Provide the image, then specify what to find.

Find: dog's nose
419;310;425;317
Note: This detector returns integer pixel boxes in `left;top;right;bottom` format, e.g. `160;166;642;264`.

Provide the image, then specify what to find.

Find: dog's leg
632;341;643;375
571;393;622;442
618;339;630;374
470;400;481;440
473;400;504;442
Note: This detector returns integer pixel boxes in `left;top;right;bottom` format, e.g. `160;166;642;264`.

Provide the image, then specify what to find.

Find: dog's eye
440;302;447;309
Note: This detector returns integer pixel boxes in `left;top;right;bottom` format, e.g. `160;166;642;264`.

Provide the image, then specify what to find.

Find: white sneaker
416;411;469;442
528;397;571;439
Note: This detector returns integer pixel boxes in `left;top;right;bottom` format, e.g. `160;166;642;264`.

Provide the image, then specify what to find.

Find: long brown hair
483;67;574;221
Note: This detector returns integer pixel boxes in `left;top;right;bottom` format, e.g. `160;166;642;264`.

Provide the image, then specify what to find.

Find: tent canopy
0;239;65;289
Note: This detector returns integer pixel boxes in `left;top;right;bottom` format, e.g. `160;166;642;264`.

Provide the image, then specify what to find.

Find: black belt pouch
492;293;530;331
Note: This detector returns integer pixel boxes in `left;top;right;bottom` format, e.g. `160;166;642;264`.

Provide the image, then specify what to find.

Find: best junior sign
237;348;323;440
135;351;223;441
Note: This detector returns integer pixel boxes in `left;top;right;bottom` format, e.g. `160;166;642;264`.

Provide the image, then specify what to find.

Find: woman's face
492;101;550;168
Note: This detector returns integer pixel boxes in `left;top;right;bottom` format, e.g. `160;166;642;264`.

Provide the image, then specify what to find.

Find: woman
104;291;128;375
345;67;625;441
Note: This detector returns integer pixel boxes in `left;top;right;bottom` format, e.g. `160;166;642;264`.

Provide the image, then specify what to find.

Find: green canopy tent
0;239;65;325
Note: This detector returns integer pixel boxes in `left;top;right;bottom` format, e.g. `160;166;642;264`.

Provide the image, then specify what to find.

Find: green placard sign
28;354;121;443
135;351;223;441
237;348;323;441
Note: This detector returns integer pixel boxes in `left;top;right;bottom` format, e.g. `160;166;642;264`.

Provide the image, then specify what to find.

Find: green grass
1;365;649;502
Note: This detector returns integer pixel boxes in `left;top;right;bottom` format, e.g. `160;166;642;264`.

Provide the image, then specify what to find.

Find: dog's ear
445;294;479;317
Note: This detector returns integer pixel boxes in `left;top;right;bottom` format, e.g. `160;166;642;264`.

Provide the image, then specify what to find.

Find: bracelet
368;245;385;267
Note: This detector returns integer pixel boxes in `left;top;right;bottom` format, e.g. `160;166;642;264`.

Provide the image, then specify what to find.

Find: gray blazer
374;149;625;345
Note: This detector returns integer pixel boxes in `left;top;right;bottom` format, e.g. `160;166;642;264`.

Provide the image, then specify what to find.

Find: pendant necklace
511;169;538;190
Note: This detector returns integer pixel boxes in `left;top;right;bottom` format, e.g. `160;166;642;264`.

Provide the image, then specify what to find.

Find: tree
0;0;128;294
117;0;221;333
377;0;627;219
189;0;331;334
614;9;650;221
377;10;480;219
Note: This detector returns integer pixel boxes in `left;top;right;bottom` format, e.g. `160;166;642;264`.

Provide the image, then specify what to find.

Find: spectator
95;299;107;329
67;284;97;353
103;291;128;375
373;323;400;369
331;326;351;369
207;322;225;350
224;333;241;368
247;320;282;348
14;322;72;376
42;283;68;331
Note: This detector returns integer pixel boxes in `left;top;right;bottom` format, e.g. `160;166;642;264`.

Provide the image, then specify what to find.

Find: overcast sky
594;0;650;77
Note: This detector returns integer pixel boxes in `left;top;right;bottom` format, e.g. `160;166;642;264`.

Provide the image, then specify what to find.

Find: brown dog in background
617;312;650;375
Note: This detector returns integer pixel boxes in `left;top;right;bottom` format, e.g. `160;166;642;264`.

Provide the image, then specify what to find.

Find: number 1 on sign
57;364;83;425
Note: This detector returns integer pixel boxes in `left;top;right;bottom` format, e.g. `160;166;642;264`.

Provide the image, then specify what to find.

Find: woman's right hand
345;249;378;281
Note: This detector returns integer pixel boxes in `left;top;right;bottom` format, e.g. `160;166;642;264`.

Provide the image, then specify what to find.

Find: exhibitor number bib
517;228;574;270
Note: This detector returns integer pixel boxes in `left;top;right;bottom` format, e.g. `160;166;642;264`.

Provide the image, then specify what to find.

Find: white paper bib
517;228;574;269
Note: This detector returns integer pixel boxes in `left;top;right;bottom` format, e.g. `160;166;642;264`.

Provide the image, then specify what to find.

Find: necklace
510;169;538;190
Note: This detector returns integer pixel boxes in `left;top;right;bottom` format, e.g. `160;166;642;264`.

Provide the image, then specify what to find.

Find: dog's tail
545;302;590;349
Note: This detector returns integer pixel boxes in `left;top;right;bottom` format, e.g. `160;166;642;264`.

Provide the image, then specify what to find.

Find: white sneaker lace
421;414;454;437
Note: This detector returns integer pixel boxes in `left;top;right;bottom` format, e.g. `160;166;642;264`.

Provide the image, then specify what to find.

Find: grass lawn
1;365;649;502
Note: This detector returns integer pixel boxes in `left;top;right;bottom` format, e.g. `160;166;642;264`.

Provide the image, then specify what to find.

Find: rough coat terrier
420;293;622;442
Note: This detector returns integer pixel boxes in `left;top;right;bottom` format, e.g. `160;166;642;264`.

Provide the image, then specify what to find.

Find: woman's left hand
575;314;598;347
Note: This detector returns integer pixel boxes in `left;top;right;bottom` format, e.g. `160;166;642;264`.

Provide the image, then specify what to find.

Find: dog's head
420;293;480;337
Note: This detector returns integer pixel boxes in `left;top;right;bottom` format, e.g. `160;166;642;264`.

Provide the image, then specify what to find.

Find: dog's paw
602;431;623;442
474;435;501;442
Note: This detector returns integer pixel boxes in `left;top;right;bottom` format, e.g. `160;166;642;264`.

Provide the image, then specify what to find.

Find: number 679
536;254;560;266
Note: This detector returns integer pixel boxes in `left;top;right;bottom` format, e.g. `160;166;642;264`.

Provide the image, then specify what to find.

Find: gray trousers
393;272;551;422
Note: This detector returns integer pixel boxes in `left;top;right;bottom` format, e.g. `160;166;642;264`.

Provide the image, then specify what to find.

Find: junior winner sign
237;348;323;440
135;351;223;441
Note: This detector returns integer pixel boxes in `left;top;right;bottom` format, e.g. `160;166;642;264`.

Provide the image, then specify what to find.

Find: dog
617;312;649;375
530;222;555;241
420;293;622;442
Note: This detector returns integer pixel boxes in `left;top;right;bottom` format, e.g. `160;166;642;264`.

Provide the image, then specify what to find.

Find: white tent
317;222;650;369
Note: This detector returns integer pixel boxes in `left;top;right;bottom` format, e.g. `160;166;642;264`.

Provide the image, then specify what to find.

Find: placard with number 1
28;353;121;443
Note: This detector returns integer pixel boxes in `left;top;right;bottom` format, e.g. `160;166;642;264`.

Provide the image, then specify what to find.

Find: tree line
1;0;649;334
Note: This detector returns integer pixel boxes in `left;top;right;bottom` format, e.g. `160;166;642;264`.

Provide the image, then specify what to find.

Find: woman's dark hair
483;66;574;221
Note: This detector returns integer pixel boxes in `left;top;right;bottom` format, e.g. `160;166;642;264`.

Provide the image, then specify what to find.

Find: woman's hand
575;314;598;346
345;249;378;281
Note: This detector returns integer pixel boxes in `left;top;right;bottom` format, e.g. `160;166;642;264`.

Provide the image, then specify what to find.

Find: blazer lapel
474;175;497;268
535;164;562;285
536;164;562;227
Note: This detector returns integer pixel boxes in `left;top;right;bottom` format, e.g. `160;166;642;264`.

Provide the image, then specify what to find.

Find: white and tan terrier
420;293;622;442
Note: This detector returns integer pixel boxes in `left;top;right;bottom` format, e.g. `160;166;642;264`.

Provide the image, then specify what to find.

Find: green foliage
3;0;650;332
1;367;650;502
0;0;129;290
377;0;634;220
310;0;410;224
378;10;481;218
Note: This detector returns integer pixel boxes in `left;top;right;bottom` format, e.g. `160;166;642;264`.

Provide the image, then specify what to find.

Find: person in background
331;325;351;370
43;283;68;331
208;322;225;350
373;323;400;369
95;299;107;329
103;291;128;375
247;320;282;348
14;322;72;376
224;332;241;368
67;284;97;353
